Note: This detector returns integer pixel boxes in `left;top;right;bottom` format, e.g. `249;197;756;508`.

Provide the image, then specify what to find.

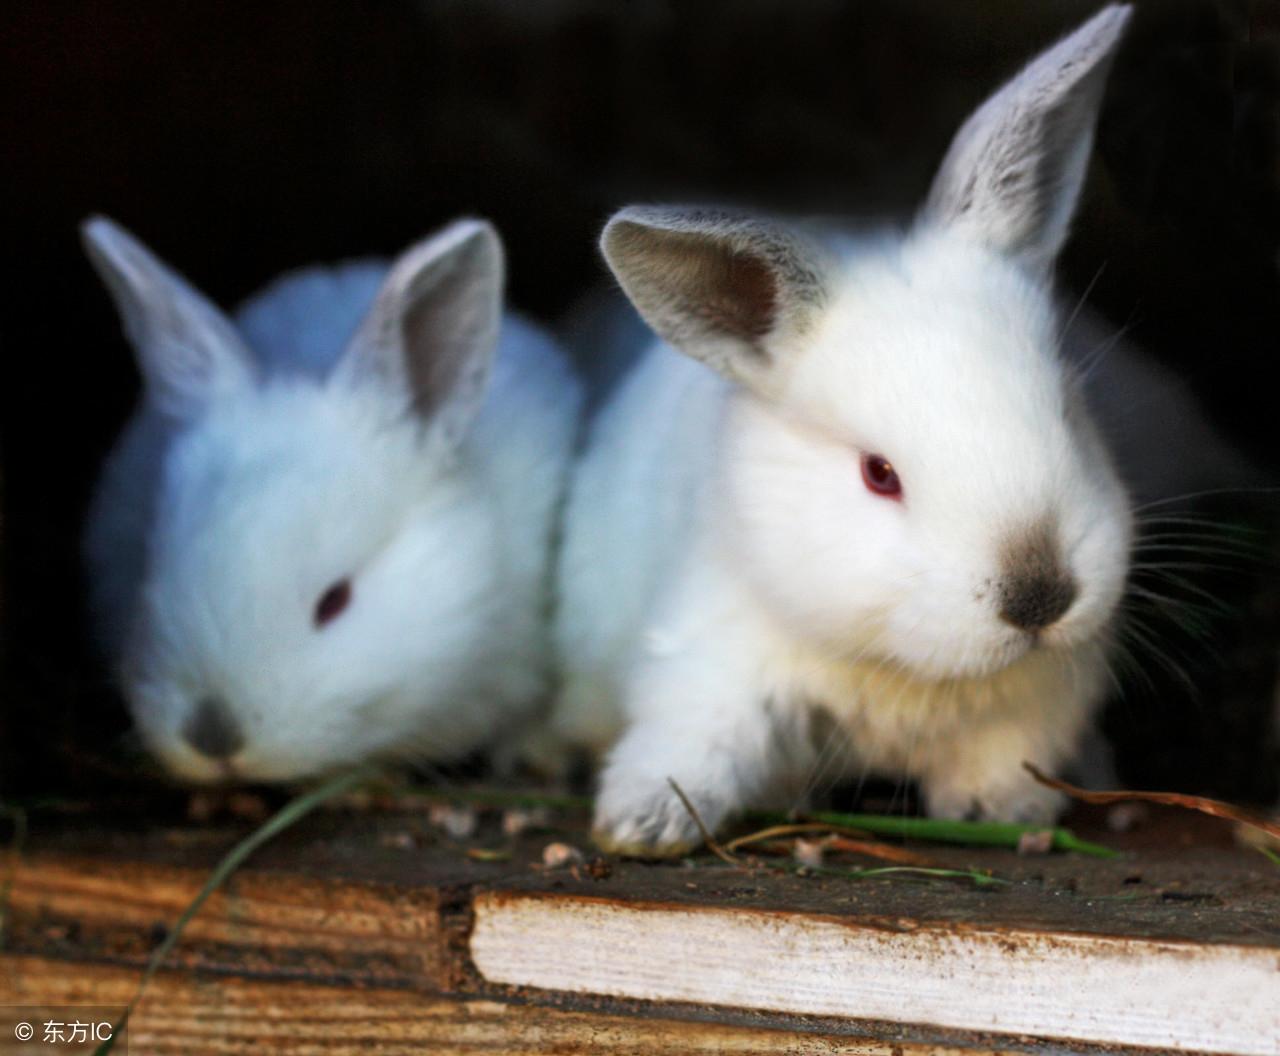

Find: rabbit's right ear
337;219;504;452
600;207;831;398
81;217;254;415
919;4;1132;272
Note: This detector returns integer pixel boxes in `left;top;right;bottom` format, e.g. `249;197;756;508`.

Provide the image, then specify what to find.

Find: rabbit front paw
923;767;1066;825
592;772;732;858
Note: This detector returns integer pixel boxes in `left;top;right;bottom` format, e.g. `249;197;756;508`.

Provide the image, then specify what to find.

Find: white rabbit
83;217;582;784
554;5;1137;854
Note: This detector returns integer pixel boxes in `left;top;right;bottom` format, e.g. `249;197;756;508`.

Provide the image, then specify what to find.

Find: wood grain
4;855;444;988
1;956;1011;1056
471;891;1280;1056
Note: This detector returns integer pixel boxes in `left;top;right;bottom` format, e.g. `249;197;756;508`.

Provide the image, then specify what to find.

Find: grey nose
183;698;244;760
999;573;1078;632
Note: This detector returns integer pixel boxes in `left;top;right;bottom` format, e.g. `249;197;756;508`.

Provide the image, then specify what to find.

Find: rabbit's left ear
600;206;831;399
920;4;1132;272
338;219;503;448
82;216;255;416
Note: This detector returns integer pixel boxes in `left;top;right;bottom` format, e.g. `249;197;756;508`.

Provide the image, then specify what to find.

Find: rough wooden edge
4;855;444;988
470;891;1280;1056
0;955;1017;1056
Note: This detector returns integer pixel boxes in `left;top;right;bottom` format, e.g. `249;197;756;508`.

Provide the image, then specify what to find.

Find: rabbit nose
998;519;1077;632
183;698;245;760
999;572;1077;632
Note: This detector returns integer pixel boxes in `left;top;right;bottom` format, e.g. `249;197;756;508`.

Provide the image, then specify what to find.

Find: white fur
84;217;582;783
554;6;1136;853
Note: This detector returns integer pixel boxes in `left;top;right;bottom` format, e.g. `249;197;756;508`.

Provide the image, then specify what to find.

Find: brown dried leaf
824;836;941;867
725;822;869;853
1023;763;1280;841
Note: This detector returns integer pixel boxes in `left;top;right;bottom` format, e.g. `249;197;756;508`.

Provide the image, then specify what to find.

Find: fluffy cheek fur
120;392;510;783
1049;427;1134;651
129;499;504;782
721;402;1031;680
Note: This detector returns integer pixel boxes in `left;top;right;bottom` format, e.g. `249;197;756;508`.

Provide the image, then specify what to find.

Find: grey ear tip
1085;3;1134;44
612;204;662;222
413;217;504;278
465;216;501;242
432;216;502;254
599;211;647;257
467;219;506;270
80;214;119;249
80;215;149;267
601;208;657;250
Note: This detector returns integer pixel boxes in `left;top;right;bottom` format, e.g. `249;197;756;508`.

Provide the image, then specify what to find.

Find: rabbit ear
600;206;830;396
81;216;254;415
920;4;1132;271
339;219;503;449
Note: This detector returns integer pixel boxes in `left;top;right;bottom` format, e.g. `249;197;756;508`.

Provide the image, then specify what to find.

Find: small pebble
502;806;552;837
793;837;826;868
1016;829;1055;855
226;791;269;822
428;803;479;839
340;789;375;811
186;790;268;823
186;791;218;823
542;841;584;869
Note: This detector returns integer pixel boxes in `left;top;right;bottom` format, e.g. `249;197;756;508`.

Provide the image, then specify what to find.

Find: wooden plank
4;855;445;989
5;805;1279;1054
1;956;1013;1056
470;891;1280;1056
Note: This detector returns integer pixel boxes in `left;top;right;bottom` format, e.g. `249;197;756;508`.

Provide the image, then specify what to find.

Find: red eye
314;578;352;627
861;453;902;499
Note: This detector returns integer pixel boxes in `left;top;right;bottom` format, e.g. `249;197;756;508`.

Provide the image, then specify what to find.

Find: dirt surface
10;790;1279;949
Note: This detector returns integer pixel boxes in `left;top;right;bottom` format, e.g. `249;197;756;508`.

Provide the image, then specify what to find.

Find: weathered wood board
1;797;1277;1054
6;955;1028;1055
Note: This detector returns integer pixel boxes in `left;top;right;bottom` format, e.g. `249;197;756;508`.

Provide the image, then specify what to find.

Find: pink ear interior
609;220;780;347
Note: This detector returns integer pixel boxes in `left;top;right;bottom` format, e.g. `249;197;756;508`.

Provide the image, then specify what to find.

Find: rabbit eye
314;578;352;627
861;453;902;499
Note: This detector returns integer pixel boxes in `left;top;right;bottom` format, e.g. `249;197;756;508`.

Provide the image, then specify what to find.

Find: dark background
3;0;1280;801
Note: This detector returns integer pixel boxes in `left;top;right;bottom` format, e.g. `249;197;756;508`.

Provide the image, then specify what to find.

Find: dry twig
1023;763;1280;842
667;778;739;865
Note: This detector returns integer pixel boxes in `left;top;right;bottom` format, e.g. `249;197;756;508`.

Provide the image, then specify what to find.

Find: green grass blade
747;809;1119;859
797;862;1010;887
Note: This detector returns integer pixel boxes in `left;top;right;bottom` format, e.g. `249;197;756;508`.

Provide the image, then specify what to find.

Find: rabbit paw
923;767;1066;825
592;774;732;858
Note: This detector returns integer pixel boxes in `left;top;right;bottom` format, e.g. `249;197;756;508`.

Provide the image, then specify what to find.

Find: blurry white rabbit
83;217;582;783
554;5;1138;853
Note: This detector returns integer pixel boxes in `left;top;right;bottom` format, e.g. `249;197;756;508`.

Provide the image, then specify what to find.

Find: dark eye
314;578;352;627
861;453;902;499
